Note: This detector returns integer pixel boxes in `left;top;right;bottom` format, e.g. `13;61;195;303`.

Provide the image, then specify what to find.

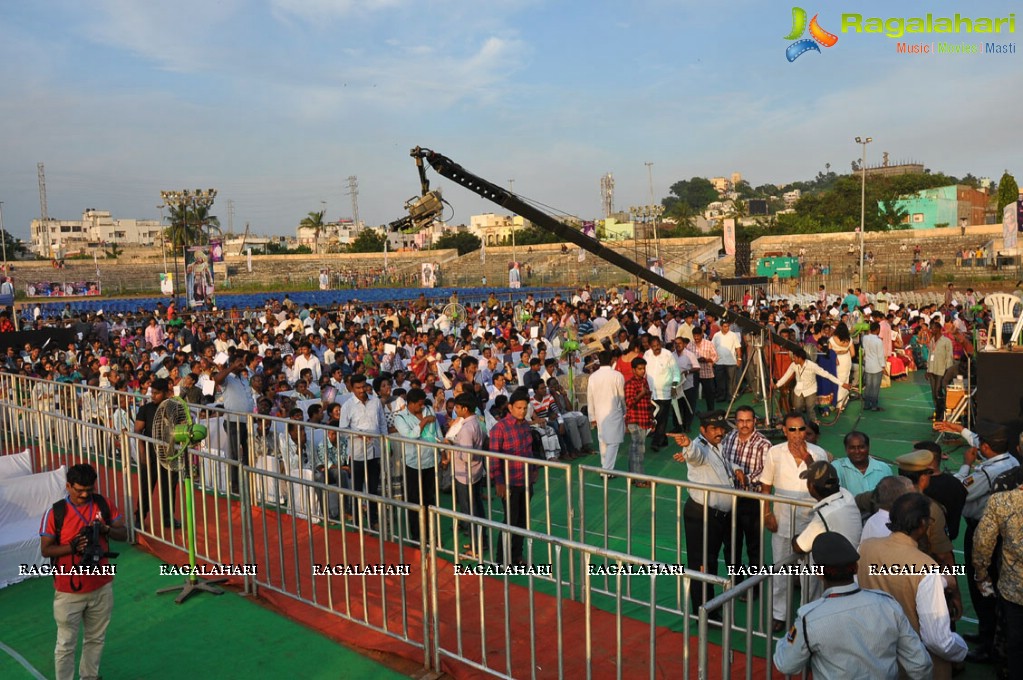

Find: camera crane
405;146;801;354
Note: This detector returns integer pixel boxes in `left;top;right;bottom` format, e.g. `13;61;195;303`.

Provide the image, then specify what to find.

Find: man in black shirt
133;379;180;529
914;440;966;540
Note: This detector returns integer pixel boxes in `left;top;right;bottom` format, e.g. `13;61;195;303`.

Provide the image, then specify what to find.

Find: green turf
0;547;412;680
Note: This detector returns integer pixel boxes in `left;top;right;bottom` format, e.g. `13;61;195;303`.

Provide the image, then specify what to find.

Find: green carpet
0;547;411;680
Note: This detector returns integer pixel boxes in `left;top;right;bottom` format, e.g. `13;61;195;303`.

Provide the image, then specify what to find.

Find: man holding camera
40;463;127;680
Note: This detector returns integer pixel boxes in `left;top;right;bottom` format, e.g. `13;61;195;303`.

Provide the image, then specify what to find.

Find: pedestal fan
151;397;227;603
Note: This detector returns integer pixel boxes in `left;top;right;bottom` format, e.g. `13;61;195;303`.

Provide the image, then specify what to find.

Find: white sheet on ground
0;465;67;588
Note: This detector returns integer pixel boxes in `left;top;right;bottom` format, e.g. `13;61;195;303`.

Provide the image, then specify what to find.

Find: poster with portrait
723;218;736;256
210;239;225;262
184;246;215;308
421;262;436;288
1004;201;1021;251
159;272;174;295
25;281;100;297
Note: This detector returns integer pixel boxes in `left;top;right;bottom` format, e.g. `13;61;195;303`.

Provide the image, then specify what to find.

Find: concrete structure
710;177;732;194
887;185;989;230
469;213;528;246
862;161;925;178
296;220;360;251
601;217;635;241
31;210;162;257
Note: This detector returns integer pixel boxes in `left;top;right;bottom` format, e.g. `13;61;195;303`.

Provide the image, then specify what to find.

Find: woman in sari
815;336;839;417
828;323;854;407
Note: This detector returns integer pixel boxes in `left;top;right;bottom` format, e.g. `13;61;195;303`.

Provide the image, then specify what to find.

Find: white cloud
269;0;406;22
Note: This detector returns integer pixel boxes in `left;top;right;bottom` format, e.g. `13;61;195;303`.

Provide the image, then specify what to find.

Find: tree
299;210;326;254
663;200;696;231
514;225;561;246
663;177;719;212
878;198;909;230
434;231;481;256
0;230;26;259
348;229;387;253
165;204;220;249
997;171;1019;216
104;243;124;260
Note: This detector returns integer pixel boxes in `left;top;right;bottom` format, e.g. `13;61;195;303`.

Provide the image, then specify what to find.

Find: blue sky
0;0;1018;239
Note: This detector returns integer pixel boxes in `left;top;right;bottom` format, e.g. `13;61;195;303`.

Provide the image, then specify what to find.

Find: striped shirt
690;338;717;379
720;429;772;492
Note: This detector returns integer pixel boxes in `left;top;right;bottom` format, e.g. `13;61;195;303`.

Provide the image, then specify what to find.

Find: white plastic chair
985;293;1023;349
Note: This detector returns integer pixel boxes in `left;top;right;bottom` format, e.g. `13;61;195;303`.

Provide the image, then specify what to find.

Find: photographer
40;463;126;680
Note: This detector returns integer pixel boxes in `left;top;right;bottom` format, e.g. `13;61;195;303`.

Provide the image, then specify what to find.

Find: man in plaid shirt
624;357;654;484
489;389;537;565
690;327;718;411
720;405;772;589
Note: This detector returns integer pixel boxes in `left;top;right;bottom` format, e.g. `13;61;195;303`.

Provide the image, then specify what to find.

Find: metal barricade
428;504;731;680
245;461;431;662
576;464;816;641
1;372;829;678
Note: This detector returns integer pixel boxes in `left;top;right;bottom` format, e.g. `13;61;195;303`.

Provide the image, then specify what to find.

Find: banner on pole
184;246;215;308
1004;202;1019;251
723;218;736;256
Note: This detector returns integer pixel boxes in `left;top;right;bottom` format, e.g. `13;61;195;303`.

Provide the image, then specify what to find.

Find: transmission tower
227;199;235;235
600;173;615;218
37;162;51;256
346;175;361;231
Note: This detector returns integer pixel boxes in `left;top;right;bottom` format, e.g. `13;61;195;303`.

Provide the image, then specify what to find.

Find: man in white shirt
760;412;832;631
586;351;625;472
673;337;699;432
774;348;850;424
791;461;862;604
643;336;681;449
859;475;914;545
294;341;322;384
711;320;742;402
861;322;886;411
337;374;388;527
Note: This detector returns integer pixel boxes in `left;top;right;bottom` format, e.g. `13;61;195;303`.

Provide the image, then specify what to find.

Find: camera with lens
76;521;119;569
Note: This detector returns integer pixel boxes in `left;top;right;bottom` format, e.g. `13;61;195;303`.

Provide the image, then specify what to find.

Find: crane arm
409;146;799;351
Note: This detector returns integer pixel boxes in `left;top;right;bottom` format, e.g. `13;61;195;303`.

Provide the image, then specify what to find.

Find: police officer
774;532;932;679
671;410;742;615
937;420;1020;663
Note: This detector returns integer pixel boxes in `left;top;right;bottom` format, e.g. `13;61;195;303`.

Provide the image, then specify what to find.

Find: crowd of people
5;279;1023;678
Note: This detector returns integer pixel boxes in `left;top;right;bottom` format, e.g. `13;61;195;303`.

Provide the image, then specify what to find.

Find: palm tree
103;243;123;260
300;210;326;254
165;204;219;248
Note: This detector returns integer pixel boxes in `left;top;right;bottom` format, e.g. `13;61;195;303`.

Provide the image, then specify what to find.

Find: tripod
724;331;778;431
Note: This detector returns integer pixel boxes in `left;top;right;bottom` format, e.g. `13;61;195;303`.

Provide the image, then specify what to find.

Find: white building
31;209;162;257
469;213;528;246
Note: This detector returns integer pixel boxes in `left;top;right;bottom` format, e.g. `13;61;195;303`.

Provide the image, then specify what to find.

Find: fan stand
157;463;227;603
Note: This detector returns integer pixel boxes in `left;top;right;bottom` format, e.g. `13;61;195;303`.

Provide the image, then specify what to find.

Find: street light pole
645;162;660;260
509;180;516;264
0;201;7;270
855;136;872;290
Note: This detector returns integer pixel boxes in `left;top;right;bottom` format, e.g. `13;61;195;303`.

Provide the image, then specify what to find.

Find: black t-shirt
134;401;160;460
925;472;968;540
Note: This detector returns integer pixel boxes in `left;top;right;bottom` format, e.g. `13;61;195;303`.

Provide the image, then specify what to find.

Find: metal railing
1;372;831;678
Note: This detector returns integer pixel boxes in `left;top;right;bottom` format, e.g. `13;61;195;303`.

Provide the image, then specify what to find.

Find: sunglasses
787;426;807;432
